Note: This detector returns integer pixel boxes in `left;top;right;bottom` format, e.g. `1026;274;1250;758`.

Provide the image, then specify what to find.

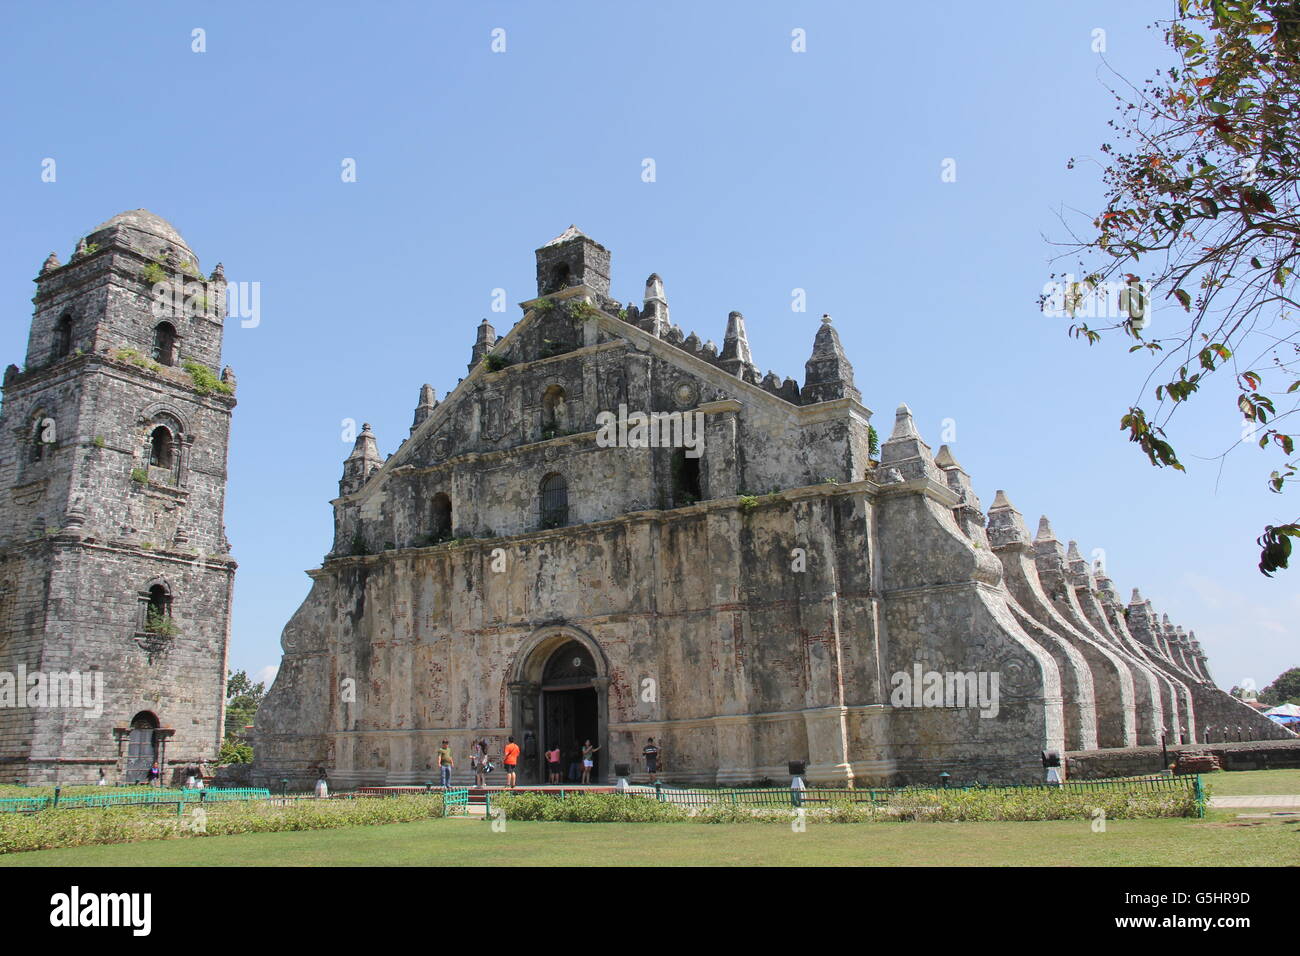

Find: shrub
490;792;688;823
219;737;253;764
145;607;179;636
482;353;510;372
141;262;168;286
0;794;446;855
183;361;233;396
130;467;149;484
490;784;1197;825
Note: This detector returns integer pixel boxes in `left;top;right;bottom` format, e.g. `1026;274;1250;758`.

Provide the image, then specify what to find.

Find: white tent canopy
1264;702;1300;717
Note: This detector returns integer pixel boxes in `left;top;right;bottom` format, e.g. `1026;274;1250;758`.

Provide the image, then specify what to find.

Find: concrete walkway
1209;794;1300;808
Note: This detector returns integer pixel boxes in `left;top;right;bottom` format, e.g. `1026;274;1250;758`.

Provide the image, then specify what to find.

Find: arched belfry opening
509;626;609;785
548;261;571;294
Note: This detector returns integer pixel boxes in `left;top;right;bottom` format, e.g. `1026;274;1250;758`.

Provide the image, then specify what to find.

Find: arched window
54;313;73;360
540;472;568;529
152;322;177;366
430;492;452;543
149;426;174;470
541;385;566;437
672;448;702;506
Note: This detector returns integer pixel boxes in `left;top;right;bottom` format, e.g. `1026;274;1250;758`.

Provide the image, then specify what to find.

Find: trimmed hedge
490;792;689;823
0;794;445;855
489;787;1198;824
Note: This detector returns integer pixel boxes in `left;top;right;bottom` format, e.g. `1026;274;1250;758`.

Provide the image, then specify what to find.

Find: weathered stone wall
1067;739;1300;778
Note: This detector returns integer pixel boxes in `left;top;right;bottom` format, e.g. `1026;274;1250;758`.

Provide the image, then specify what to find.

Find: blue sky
1;1;1293;695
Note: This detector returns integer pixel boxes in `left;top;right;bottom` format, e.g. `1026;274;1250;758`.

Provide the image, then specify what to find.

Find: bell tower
534;225;611;297
0;209;237;785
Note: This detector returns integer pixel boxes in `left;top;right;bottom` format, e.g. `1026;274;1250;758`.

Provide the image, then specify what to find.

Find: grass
1;813;1295;867
1200;768;1300;796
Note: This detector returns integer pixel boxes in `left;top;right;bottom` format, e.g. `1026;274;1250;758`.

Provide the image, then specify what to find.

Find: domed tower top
85;209;197;268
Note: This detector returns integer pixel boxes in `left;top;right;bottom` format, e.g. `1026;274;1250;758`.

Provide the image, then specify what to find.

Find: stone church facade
0;211;236;785
254;227;1290;789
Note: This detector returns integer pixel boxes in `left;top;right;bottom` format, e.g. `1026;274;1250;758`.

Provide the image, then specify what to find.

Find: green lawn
1200;768;1300;796
2;813;1296;867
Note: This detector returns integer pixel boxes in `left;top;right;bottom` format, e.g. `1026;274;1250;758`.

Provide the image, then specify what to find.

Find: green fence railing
442;788;470;817
0;787;272;813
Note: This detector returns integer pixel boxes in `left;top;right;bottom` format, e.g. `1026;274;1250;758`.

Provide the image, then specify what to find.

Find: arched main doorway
542;641;600;782
510;627;609;785
125;711;159;783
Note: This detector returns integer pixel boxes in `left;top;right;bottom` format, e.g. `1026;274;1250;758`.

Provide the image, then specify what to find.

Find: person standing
147;761;161;787
437;739;455;788
581;739;600;784
96;769;107;787
546;744;562;784
643;738;660;776
471;738;488;789
315;769;329;799
503;736;520;789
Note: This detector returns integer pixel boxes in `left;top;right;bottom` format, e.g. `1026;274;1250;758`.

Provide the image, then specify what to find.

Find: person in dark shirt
643;738;661;775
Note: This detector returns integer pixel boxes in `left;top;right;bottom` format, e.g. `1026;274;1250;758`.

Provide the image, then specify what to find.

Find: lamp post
1041;750;1062;786
788;760;807;808
938;771;951;789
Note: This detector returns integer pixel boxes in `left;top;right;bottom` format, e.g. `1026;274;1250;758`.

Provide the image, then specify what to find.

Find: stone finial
701;340;718;360
719;311;758;380
890;403;920;441
641;274;669;337
74;237;89;259
665;324;685;346
412;384;439;432
1035;516;1055;541
41;252;61;274
221;366;237;390
211;262;225;281
1130;587;1143;605
469;318;497;373
1065;540;1095;587
761;371;783;393
879;404;943;483
683;331;701;354
986;489;1031;548
341;423;382;496
800;313;861;405
933;444;962;471
780;376;801;403
934;444;983;533
645;273;666;304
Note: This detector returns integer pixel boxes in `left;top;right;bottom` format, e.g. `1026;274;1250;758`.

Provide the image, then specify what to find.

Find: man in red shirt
503;736;520;789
